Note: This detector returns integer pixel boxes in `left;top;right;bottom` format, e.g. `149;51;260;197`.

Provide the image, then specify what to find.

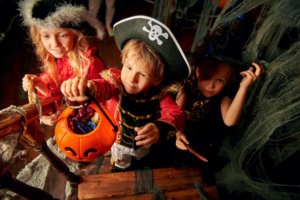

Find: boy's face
196;64;231;98
121;58;162;95
39;28;74;58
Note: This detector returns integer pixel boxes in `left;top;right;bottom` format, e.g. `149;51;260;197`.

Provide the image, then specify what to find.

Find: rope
134;168;165;200
192;167;209;200
0;105;28;129
0;105;28;164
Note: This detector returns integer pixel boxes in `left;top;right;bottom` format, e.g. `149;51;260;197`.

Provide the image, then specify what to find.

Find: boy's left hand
135;123;160;146
240;63;264;90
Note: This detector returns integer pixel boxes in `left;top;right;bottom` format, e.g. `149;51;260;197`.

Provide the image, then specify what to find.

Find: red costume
93;68;185;142
92;68;185;168
38;46;107;98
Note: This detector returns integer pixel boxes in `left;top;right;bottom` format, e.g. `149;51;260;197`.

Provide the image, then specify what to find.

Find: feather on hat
18;0;105;39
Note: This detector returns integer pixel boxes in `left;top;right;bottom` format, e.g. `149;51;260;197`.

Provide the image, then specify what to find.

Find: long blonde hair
30;25;91;87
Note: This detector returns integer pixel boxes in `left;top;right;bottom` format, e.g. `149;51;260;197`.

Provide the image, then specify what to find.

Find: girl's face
121;58;162;95
196;64;232;98
39;28;75;58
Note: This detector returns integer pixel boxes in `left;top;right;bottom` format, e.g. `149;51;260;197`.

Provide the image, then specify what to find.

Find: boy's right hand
175;130;190;150
61;77;96;102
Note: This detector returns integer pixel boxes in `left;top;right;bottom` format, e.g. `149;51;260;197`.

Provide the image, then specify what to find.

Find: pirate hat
199;15;253;74
113;15;190;85
18;0;105;40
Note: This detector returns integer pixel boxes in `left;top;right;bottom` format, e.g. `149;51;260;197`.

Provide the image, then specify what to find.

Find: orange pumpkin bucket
55;102;116;162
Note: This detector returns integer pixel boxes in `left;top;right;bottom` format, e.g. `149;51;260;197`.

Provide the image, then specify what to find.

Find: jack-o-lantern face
55;103;116;162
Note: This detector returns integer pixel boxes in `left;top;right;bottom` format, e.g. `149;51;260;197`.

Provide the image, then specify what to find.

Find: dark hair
178;53;239;100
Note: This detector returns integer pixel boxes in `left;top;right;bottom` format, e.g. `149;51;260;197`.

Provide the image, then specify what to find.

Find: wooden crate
78;167;219;200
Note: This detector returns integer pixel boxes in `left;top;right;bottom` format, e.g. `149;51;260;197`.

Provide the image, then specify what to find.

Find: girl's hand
135;123;160;146
42;101;61;126
240;63;264;90
175;130;189;150
61;77;96;101
22;74;42;92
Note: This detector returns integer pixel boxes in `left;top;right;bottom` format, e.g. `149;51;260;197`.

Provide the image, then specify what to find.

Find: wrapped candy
91;112;100;124
87;121;97;130
73;119;92;134
77;107;94;120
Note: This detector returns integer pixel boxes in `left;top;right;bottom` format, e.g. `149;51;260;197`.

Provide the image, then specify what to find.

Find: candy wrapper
91;112;100;124
87;121;97;130
72;118;93;134
77;107;94;120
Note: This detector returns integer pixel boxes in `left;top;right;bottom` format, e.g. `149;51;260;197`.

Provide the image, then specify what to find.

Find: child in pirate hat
19;0;107;125
60;15;190;170
174;16;264;183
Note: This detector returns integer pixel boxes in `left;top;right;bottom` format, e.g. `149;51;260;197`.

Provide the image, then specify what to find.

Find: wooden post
25;122;80;186
0;170;58;200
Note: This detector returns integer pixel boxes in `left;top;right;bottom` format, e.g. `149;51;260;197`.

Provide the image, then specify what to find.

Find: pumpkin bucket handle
64;93;118;132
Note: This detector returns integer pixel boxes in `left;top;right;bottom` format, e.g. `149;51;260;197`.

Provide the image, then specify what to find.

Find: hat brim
198;54;254;73
113;15;190;85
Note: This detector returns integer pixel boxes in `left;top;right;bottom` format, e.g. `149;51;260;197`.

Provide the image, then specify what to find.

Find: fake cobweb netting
0;135;80;199
156;0;300;199
212;0;300;199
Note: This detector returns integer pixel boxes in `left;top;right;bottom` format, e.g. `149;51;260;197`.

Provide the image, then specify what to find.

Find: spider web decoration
212;0;300;199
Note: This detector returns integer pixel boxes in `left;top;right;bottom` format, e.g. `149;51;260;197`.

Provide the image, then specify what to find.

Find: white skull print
142;20;168;45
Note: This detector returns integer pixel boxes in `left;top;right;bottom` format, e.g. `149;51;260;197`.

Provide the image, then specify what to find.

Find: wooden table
78;165;219;200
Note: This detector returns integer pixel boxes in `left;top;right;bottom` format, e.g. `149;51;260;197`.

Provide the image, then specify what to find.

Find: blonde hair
121;39;165;78
30;25;91;87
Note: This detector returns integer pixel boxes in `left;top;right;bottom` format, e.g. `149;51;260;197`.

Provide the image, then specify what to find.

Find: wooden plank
99;157;113;174
0;94;63;140
77;186;218;200
78;167;216;199
79;188;201;200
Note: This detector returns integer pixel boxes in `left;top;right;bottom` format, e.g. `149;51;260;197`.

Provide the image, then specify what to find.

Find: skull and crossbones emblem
142;20;168;45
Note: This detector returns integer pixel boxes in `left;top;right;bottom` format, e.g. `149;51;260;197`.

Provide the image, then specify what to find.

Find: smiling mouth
52;49;63;52
126;83;135;89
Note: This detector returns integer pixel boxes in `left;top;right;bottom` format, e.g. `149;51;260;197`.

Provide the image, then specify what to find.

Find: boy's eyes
217;79;224;83
139;73;146;77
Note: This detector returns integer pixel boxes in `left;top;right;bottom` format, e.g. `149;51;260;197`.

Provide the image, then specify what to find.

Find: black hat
18;0;105;39
200;15;253;73
113;15;190;85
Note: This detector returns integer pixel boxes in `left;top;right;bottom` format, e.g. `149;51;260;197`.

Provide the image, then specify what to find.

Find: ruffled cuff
152;120;177;142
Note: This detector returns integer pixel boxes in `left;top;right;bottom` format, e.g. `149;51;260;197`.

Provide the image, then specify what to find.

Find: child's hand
240;63;264;90
176;130;189;150
42;101;61;126
61;77;96;102
22;74;42;92
135;123;160;146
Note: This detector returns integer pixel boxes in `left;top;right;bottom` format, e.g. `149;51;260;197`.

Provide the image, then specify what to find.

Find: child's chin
125;89;138;95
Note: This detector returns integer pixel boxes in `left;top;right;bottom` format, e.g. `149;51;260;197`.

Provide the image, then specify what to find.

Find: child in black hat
19;0;107;125
174;17;264;184
61;15;190;170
